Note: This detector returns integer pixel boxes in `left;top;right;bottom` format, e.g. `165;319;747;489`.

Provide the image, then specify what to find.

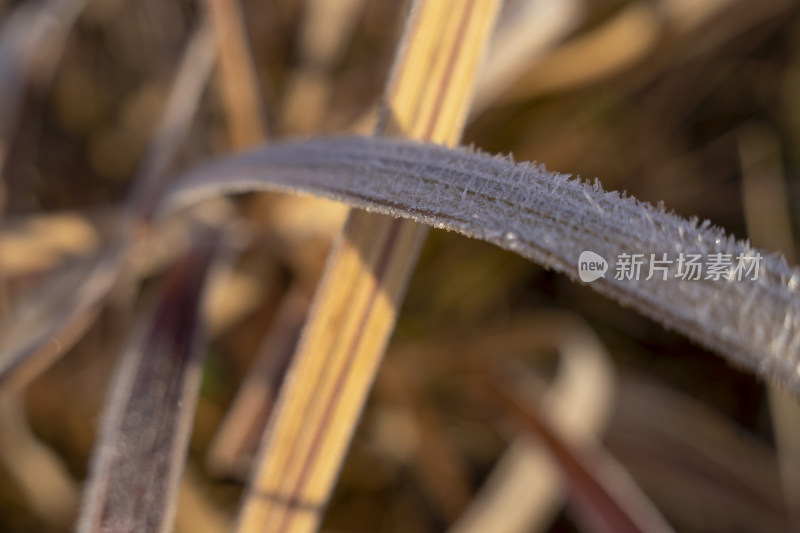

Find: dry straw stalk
234;2;501;532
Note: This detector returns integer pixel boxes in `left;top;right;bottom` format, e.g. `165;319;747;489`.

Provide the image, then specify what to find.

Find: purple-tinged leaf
77;228;221;533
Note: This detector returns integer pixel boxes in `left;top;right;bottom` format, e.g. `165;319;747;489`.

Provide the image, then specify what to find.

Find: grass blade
76;227;221;533
609;379;789;531
165;134;800;397
0;393;79;526
207;0;268;148
482;375;675;533
738;123;800;525
128;18;217;218
206;286;309;478
451;313;614;533
473;0;583;113
0;0;90;180
279;0;365;134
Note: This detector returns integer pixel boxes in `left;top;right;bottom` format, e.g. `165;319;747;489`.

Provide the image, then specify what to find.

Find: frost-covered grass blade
164;135;800;397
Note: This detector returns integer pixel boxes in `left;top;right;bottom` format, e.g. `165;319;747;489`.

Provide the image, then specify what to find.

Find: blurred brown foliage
1;0;799;531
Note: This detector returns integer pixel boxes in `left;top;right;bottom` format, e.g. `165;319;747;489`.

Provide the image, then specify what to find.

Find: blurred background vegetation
1;0;800;531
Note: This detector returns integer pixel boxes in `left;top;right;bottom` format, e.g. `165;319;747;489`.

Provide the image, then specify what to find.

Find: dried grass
0;0;798;532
